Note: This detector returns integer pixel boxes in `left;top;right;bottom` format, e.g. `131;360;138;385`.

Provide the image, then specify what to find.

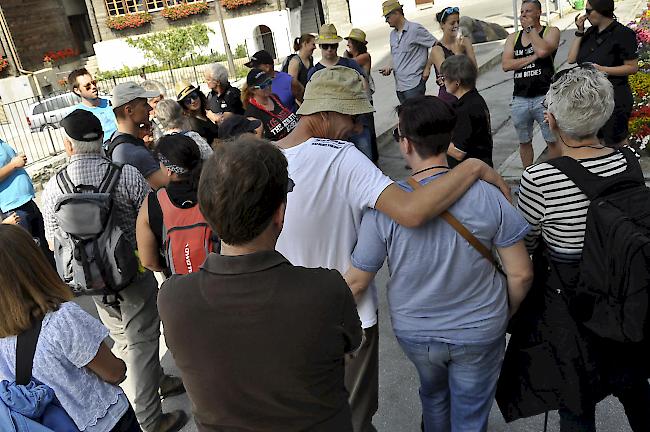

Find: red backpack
157;188;216;274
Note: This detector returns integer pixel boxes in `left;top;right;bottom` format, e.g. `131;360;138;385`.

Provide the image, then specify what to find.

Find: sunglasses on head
253;80;273;90
441;6;460;21
551;63;596;83
320;43;339;51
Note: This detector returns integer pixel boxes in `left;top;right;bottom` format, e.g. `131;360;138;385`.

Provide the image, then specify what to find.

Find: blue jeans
396;79;426;104
510;95;556;143
348;122;373;161
395;335;505;432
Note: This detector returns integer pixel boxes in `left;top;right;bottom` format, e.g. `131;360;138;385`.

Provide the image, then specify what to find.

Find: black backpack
548;148;650;343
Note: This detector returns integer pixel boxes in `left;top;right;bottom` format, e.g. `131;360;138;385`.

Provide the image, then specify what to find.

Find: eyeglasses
392;127;404;142
83;80;98;90
253;80;273;90
585;7;593;14
320;43;339;51
551;63;596;83
182;93;199;105
441;6;460;22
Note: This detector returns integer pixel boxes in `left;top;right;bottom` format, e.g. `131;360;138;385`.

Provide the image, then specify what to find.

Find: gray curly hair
545;65;614;140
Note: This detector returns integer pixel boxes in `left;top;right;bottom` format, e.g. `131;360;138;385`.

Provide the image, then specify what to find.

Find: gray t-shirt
110;132;160;179
390;20;437;92
351;174;529;345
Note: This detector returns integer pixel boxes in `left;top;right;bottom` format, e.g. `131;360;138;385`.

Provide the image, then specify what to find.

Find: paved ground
67;0;647;430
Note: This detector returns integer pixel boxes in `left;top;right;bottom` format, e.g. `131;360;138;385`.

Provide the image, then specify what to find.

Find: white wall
93;10;293;71
349;0;418;27
0;76;37;103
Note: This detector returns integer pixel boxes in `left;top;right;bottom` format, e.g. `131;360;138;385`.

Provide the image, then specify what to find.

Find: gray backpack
52;163;138;304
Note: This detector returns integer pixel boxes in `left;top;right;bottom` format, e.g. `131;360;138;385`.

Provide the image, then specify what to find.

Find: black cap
61;109;103;142
218;114;262;139
244;50;274;68
246;68;271;87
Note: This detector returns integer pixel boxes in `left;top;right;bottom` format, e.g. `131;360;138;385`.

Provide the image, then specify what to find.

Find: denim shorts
511;95;556;144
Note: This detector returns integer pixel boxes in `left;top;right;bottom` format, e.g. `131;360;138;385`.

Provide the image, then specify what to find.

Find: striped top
517;150;631;262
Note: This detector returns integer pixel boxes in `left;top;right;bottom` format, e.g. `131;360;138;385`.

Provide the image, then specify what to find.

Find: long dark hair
156;134;203;189
293;33;315;52
181;89;209;118
347;38;368;55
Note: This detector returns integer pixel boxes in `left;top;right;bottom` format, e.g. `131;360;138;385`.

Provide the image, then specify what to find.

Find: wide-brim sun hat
345;28;368;44
297;65;374;116
315;23;343;44
382;0;403;16
175;81;197;102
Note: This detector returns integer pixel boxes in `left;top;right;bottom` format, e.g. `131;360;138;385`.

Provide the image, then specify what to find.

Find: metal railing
0;48;251;166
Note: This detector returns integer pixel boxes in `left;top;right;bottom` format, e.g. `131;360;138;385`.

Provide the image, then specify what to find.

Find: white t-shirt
277;138;393;328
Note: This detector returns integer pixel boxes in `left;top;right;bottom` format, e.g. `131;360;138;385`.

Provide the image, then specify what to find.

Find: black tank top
512;27;556;98
433;41;455;76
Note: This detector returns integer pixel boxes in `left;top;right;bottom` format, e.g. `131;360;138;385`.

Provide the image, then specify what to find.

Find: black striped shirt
517;150;632;261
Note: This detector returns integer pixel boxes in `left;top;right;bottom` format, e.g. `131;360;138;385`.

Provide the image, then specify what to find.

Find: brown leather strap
407;177;503;273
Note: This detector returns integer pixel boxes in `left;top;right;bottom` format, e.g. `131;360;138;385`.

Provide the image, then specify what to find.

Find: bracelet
575;31;585;37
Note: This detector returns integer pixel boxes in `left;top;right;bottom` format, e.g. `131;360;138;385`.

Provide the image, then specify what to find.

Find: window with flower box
105;0;213;16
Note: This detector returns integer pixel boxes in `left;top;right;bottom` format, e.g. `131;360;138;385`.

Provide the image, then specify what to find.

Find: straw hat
297;66;374;116
382;0;403;16
315;24;343;44
175;81;196;102
345;28;368;44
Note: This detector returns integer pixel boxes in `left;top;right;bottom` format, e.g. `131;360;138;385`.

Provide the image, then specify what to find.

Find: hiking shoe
149;410;188;432
159;375;185;400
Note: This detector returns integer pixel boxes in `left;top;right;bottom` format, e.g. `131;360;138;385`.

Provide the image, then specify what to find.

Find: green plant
107;12;152;31
234;43;247;59
162;1;210;20
221;0;261;10
126;24;214;65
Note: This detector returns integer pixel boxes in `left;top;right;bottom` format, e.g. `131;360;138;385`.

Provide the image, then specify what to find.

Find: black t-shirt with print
244;94;298;141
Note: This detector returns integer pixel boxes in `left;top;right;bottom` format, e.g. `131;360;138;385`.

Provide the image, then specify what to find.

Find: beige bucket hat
345;28;368;44
382;0;403;16
297;66;374;116
315;24;343;44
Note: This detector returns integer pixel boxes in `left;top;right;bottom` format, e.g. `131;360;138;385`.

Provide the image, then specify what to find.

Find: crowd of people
0;0;646;431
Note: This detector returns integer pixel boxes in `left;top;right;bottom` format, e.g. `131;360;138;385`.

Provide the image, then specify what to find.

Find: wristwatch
575;31;585;37
525;25;533;33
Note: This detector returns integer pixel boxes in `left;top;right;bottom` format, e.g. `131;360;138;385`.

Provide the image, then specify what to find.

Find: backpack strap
406;178;505;276
56;168;76;195
98;163;123;194
15;316;44;386
547;149;644;200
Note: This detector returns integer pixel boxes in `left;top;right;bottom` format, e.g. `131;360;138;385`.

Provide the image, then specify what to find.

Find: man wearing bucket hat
107;82;168;190
275;66;511;432
379;0;438;103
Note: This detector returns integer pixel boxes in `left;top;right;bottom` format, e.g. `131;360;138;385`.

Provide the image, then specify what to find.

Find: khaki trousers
345;324;379;432
94;271;163;431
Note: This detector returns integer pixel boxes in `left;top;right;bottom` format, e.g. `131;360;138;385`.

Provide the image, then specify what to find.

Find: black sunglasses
320;43;339;50
392;127;404;142
182;92;199;104
551;63;596;83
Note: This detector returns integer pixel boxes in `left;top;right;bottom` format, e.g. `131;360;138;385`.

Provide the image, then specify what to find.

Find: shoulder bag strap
15;316;44;386
406;178;505;275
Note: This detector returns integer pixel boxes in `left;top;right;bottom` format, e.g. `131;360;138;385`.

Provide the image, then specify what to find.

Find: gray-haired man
42;109;188;432
204;63;244;116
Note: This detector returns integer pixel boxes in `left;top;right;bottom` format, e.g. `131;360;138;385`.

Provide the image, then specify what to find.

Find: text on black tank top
513;27;556;98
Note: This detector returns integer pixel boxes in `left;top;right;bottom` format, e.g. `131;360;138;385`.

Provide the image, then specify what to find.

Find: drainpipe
84;0;103;43
0;4;23;74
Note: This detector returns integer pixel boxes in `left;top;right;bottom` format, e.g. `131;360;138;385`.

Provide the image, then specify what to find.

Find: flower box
162;2;210;20
220;0;261;10
107;12;153;31
0;58;9;73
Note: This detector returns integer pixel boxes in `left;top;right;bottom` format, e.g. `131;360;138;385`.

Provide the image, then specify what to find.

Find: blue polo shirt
0;140;34;213
75;98;117;142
